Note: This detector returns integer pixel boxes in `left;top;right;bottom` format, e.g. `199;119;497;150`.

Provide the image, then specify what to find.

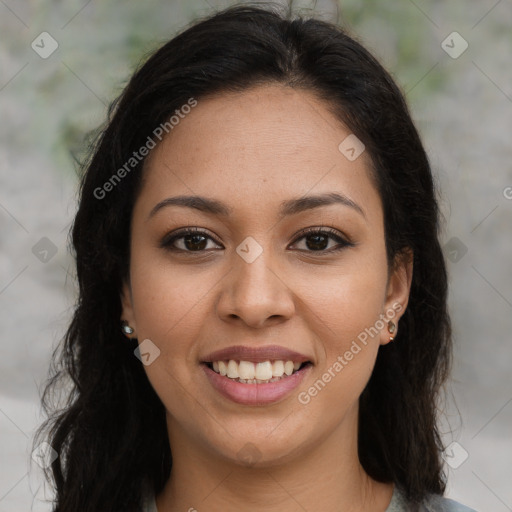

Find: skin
121;83;413;512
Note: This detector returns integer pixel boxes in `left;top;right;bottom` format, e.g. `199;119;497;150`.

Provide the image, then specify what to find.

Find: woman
34;4;478;511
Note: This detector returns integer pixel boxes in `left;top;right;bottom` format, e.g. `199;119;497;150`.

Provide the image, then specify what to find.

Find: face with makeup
121;84;412;481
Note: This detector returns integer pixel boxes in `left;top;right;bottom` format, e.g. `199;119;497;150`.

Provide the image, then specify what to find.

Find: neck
155;405;393;512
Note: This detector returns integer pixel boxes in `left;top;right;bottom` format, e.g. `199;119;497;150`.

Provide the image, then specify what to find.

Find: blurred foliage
336;0;446;97
2;0;450;177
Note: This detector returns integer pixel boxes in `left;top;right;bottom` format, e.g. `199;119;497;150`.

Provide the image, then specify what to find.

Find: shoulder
390;486;478;512
422;494;479;512
141;482;159;512
421;493;479;512
141;493;158;512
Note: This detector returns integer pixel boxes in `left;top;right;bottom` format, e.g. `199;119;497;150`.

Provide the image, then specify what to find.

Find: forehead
137;84;380;223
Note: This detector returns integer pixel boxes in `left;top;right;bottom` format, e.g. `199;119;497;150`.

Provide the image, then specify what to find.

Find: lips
200;344;314;405
201;344;313;364
201;362;313;405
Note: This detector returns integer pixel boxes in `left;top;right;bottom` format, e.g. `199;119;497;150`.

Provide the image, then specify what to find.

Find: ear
380;248;413;345
120;279;137;335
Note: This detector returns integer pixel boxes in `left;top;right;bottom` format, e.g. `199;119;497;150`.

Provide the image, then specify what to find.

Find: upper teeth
211;360;302;380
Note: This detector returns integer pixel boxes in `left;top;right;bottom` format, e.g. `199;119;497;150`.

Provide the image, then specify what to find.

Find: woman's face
121;84;412;467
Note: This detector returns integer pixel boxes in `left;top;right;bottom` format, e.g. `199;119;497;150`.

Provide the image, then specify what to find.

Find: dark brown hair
34;3;452;510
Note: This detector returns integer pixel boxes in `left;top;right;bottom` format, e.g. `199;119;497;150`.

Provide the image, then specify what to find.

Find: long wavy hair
33;3;452;510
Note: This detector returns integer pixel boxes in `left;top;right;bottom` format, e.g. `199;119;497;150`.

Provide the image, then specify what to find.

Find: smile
201;360;313;405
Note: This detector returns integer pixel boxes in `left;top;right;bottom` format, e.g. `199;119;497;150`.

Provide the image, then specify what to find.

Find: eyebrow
146;192;366;221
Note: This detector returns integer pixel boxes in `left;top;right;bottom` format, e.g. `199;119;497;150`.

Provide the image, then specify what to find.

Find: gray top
142;485;478;511
380;486;478;512
143;491;158;512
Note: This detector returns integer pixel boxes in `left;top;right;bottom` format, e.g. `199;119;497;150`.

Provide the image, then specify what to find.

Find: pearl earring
121;321;134;336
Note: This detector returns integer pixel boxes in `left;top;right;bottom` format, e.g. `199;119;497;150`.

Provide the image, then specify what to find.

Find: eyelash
160;226;354;255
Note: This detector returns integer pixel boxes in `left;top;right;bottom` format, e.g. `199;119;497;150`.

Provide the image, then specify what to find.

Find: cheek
296;275;385;419
128;252;211;412
294;254;388;351
128;247;213;359
327;270;387;344
293;253;388;408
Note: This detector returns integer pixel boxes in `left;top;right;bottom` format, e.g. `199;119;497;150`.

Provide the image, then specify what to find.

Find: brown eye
160;228;222;252
181;233;208;251
290;227;354;253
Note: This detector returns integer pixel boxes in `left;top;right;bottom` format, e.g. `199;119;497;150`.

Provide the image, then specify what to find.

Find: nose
216;246;295;329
